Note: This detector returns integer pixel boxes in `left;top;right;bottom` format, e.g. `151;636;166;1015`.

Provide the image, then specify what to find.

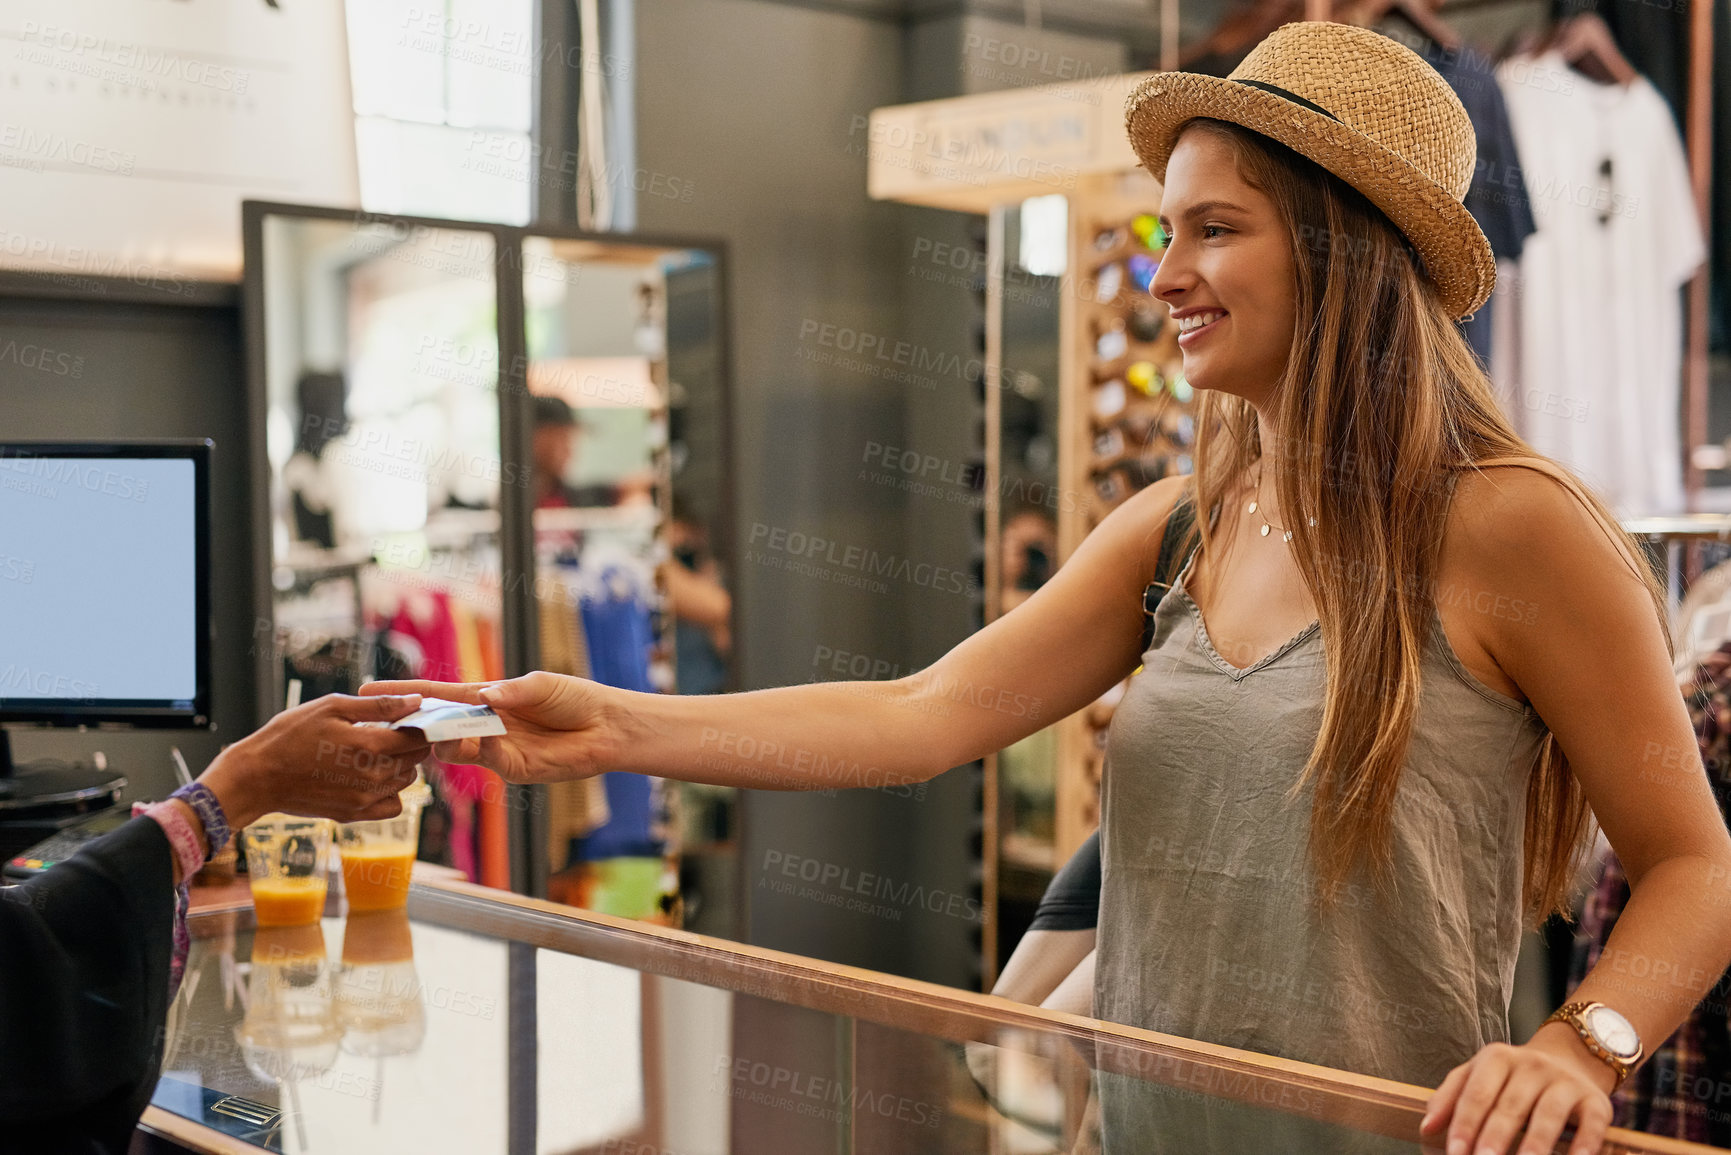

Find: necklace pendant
1283;530;1293;543
1259;524;1270;537
1247;501;1258;514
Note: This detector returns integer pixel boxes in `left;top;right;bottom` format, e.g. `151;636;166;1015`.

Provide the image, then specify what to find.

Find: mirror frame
240;200;738;901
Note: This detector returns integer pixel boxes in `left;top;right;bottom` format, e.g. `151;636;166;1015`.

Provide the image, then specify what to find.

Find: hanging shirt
569;544;665;862
1498;53;1705;517
1413;37;1537;366
1551;0;1731;351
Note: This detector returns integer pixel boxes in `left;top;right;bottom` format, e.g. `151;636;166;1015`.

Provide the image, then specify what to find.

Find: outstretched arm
364;476;1193;791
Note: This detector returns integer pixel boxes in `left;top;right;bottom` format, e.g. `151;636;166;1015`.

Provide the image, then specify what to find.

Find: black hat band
1233;79;1341;123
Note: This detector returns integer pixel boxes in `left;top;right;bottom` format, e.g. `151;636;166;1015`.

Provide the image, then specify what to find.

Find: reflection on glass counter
146;883;1720;1155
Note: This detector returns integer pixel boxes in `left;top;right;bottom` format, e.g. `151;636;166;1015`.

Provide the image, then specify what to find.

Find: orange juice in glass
337;778;430;913
241;815;333;927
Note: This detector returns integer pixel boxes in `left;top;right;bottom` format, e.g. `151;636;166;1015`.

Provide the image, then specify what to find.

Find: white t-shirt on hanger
1496;51;1705;517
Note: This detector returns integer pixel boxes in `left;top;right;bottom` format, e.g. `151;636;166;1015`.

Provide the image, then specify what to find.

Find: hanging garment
539;573;610;873
1414;38;1538;366
449;598;510;888
1547;0;1731;350
571;550;657;696
474;612;504;681
387;589;484;881
449;599;487;683
1497;53;1705;516
1566;647;1731;1146
538;579;593;680
571;773;663;862
567;544;664;864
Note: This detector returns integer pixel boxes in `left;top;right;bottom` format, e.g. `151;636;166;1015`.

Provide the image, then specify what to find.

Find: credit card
366;698;507;741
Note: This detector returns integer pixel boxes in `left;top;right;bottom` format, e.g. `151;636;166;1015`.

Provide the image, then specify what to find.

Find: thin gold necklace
1245;472;1316;543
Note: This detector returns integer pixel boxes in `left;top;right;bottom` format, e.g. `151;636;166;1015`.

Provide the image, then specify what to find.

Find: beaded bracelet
170;780;231;861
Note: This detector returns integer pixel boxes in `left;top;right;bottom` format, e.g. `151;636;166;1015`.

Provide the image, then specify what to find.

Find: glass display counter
140;877;1727;1155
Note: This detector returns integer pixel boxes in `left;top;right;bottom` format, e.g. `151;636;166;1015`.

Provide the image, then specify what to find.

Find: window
345;0;534;224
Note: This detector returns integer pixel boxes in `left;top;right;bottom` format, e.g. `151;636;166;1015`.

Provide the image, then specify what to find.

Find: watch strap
1544;1001;1641;1086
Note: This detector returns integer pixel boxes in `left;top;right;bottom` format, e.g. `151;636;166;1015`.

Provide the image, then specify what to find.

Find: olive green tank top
1096;536;1549;1105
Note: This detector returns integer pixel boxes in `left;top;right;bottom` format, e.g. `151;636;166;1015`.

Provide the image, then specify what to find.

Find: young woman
367;22;1731;1155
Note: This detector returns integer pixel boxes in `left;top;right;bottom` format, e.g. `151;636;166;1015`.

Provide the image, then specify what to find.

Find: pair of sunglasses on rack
1094;363;1192;404
1092;452;1190;511
1092;309;1174;363
1092;213;1166;254
1093;254;1161;304
1094;413;1197;464
1127;361;1192;401
1090;372;1193;427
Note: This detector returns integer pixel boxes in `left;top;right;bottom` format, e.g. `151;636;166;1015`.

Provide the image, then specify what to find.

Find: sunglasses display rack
1063;200;1198;835
864;81;1209;989
1080;213;1193;526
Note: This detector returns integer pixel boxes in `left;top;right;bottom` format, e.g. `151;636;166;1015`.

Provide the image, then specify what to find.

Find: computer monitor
0;440;212;783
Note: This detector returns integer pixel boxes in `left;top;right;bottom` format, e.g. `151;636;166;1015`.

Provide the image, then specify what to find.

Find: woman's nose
1150;242;1192;304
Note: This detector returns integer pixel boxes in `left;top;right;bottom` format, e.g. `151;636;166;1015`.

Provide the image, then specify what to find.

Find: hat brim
1125;73;1495;320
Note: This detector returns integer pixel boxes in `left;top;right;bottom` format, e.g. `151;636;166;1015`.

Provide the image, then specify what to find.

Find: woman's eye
1201;224;1227;239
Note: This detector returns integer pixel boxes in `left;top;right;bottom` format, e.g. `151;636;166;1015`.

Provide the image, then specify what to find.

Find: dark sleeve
1450;56;1537;262
1028;829;1101;932
0;815;175;1147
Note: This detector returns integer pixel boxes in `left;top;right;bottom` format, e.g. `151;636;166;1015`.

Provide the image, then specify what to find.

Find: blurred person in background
1001;506;1057;615
531;394;619;511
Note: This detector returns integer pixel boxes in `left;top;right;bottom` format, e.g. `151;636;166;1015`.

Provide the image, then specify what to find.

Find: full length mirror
246;206;738;939
252;209;507;886
519;233;739;940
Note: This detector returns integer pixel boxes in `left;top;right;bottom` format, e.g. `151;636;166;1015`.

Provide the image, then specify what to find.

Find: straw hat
1124;22;1494;320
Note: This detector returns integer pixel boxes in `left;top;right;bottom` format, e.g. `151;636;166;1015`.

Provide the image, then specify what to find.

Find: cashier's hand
200;693;432;831
360;673;612;785
1419;1032;1615;1155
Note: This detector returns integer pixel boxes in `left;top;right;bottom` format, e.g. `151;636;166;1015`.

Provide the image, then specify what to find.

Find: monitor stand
0;729;127;815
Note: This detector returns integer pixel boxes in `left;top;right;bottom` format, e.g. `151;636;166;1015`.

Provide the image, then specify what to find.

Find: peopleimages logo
0;456;148;501
761;850;983;923
745;523;978;597
0;666;100;699
17;21;252;93
711;1053;944;1128
0;338;84;378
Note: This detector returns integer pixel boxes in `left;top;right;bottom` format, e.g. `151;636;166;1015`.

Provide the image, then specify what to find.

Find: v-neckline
1172;547;1320;681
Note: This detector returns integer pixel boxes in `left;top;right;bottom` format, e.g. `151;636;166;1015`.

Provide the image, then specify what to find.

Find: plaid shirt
1567;650;1731;1146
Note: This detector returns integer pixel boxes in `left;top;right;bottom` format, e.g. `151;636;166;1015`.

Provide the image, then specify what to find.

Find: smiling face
1152;125;1299;407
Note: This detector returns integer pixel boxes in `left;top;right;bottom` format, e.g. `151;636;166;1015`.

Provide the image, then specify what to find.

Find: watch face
1584;1005;1641;1058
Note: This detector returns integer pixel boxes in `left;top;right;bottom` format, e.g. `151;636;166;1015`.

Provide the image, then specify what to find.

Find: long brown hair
1168;118;1669;928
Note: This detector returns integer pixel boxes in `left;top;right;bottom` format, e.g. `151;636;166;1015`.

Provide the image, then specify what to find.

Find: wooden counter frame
140;876;1731;1154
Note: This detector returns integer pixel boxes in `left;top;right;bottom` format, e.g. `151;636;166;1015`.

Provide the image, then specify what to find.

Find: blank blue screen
0;456;197;703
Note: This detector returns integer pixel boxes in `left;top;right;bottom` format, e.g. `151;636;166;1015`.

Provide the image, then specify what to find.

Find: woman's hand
1419;1029;1617;1155
199;693;432;830
360;672;617;785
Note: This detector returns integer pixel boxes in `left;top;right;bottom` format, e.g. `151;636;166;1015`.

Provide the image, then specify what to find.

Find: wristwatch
1543;1001;1644;1086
